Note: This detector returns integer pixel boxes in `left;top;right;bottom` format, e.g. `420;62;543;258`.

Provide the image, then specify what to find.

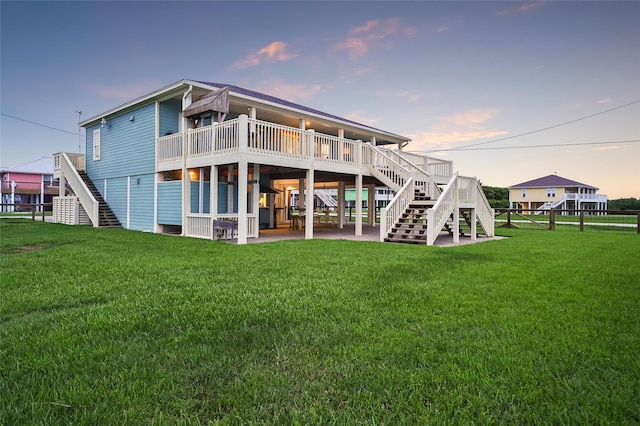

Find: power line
429;139;640;152
420;99;640;153
1;112;80;136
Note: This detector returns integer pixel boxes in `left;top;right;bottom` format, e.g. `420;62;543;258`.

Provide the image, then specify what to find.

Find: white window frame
93;129;101;161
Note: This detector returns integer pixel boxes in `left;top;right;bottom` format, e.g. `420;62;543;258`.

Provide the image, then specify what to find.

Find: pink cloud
335;37;369;60
405;109;508;151
234;41;296;69
334;18;409;60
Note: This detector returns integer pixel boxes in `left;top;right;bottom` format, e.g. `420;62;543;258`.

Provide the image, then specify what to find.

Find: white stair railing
379;178;415;242
475;180;495;237
57;152;100;227
535;196;566;214
314;189;338;208
377;147;433;197
363;144;409;191
426;174;458;245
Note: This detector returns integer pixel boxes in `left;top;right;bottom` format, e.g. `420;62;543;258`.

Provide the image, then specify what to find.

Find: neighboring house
1;157;58;212
53;79;494;245
509;174;608;214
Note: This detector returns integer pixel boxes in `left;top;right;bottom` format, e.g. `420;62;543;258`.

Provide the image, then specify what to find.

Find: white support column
305;168;314;239
249;107;256;131
470;209;477;241
237;160;248;245
368;184;375;227
453;180;459;244
211;165;218;219
355;174;363;236
59;176;65;197
181;87;192;236
40;179;44;212
10;181;16;212
338;181;345;229
154;172;160;233
370;136;377;147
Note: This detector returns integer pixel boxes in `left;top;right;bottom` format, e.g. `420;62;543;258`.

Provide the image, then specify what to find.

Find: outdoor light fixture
129;116;135;122
100;118;110;128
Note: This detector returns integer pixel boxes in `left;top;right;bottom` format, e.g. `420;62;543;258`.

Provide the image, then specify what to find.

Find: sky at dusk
1;1;638;198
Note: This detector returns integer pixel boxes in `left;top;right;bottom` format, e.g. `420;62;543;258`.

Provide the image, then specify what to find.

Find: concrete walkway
246;223;502;247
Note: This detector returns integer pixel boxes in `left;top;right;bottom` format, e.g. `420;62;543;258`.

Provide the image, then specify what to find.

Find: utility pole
75;110;82;153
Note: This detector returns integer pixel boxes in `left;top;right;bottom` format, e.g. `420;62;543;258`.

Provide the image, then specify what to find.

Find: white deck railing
379;178;415;242
157;116;448;184
427;158;453;180
54;152;85;178
248;119;307;159
157;133;183;162
185;213;258;240
393;151;453;181
312;132;359;166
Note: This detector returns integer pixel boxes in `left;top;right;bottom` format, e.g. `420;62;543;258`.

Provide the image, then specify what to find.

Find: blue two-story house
53;79;494;245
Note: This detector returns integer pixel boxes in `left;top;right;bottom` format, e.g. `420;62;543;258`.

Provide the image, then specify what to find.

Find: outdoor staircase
383;189;434;244
458;210;488;237
384;204;487;245
77;171;121;228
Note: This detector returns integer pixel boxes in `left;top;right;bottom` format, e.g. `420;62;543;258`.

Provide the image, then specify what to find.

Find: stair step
77;171;121;228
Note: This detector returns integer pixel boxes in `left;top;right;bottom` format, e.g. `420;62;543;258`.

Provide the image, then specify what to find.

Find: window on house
93;129;101;161
547;187;556;198
522;188;526;198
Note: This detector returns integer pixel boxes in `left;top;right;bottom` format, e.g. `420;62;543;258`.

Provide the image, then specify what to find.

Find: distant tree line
481;185;509;208
608;198;640;211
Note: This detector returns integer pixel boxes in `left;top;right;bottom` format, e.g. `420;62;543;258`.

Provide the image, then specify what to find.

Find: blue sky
1;1;638;197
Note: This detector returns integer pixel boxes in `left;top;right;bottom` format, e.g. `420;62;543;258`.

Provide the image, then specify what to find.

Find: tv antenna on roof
75;110;82;153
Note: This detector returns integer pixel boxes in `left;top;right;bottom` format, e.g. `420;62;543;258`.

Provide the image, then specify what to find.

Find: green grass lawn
1;221;639;424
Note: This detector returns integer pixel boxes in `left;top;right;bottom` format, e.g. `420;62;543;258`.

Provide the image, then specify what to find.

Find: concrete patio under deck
232;223;501;246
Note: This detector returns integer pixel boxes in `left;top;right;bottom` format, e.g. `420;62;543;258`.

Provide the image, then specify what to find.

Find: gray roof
2;157;53;175
79;79;410;144
198;81;391;135
509;174;597;190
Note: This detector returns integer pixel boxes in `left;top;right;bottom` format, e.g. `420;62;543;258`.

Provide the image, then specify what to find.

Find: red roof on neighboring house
509;174;597;190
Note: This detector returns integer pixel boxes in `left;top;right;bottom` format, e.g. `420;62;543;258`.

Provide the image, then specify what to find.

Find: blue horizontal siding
129;174;154;231
158;181;182;225
85;102;157;231
159;99;181;136
190;181;210;214
105;177;127;226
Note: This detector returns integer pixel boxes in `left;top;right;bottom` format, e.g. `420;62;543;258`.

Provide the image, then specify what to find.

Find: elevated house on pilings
53;79;494;245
